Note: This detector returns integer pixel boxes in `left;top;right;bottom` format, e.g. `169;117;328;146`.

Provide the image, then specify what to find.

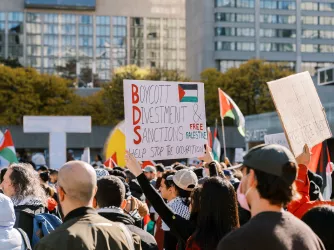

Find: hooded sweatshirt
0;193;25;250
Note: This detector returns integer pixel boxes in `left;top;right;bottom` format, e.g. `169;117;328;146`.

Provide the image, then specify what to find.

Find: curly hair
9;163;47;205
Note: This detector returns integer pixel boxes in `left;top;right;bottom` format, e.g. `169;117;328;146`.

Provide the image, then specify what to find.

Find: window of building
260;29;296;38
301;2;318;11
0;13;5;58
236;0;255;8
260;15;296;24
215;13;235;22
320;45;334;53
302;30;318;39
301;44;318;53
216;27;255;36
215;0;235;7
219;60;245;72
319;3;334;11
319;17;334;25
215;41;255;51
319;30;334;39
302;62;333;76
260;1;296;10
260;43;296;52
301;16;318;25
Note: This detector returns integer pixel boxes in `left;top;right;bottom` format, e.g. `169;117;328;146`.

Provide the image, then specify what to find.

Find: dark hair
124;169;136;183
96;154;103;162
96;176;125;208
193;168;204;180
190;187;202;216
49;169;58;175
0;168;8;183
162;171;176;189
174;165;187;171
37;165;48;172
155;163;165;173
108;169;127;180
155;177;162;189
113;167;125;172
249;162;297;206
302;206;334;250
39;171;50;183
192;177;239;250
162;170;191;205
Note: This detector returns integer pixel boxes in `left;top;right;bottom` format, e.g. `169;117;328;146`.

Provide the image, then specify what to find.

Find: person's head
160;169;198;203
95;154;103;162
95;176;127;209
302;206;334;250
49;169;58;184
192;177;239;250
39;171;50;184
143;166;156;181
237;144;297;214
36;165;48;174
56;161;97;217
0;163;46;204
108;169;127;180
174;164;187;171
159;171;177;201
189;186;201;215
155;164;165;178
0;168;8;184
124;169;136;183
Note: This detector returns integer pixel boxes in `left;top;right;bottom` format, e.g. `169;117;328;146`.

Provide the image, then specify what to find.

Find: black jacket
35;207;141;250
137;174;196;250
99;209;158;250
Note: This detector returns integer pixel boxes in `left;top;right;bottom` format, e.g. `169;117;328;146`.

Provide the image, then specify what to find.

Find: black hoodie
99;208;158;250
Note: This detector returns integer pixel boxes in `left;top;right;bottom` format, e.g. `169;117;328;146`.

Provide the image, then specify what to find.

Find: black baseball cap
229;144;297;184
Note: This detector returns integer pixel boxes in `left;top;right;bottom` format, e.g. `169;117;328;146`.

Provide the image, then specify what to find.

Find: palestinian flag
0;130;18;168
104;153;117;168
212;120;221;161
178;84;198;103
218;88;245;136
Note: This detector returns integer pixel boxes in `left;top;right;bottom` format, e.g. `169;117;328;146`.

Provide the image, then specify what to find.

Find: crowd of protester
0;143;334;250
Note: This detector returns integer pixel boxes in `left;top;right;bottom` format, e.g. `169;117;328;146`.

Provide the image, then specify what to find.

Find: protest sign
264;133;290;149
234;148;244;163
124;80;207;161
267;72;332;157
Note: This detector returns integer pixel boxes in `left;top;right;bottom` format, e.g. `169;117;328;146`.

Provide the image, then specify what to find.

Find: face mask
237;177;252;212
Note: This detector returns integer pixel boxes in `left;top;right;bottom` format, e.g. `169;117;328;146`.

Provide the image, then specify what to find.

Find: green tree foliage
201;59;294;125
0;57;23;68
0;66;78;125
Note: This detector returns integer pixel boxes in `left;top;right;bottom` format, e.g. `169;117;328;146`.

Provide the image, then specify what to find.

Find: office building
187;0;334;80
0;0;186;81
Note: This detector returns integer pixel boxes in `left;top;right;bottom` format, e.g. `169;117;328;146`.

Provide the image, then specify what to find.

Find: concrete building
0;0;186;81
186;0;334;80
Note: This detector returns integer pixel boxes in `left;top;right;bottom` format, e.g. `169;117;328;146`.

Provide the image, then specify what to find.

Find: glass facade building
187;0;334;79
0;0;186;81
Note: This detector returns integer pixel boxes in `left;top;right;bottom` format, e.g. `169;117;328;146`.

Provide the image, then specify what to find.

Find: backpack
31;213;62;247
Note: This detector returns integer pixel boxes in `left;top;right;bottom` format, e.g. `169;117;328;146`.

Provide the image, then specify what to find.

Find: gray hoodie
0;193;25;250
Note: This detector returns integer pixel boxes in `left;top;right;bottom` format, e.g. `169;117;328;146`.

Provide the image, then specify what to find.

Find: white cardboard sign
264;133;290;149
267;72;332;156
124;80;207;161
24;116;91;169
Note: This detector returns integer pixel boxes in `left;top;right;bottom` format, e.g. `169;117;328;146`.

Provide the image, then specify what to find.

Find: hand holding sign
198;144;214;163
296;144;311;166
125;151;143;177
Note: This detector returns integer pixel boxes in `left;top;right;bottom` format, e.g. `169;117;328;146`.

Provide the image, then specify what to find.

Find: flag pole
221;117;227;161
